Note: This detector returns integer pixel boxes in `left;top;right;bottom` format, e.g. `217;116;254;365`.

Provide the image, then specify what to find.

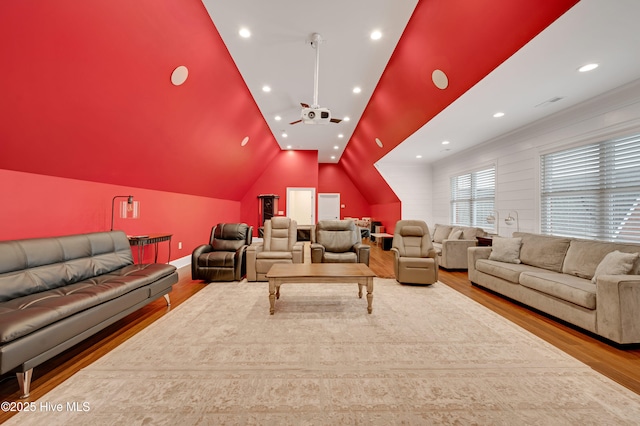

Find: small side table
128;234;172;264
370;232;394;250
476;236;493;247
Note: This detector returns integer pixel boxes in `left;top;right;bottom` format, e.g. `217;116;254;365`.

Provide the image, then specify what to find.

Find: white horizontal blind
541;134;640;243
450;166;495;230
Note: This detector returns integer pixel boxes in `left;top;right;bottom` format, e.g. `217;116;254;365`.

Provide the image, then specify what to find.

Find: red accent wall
340;0;579;205
0;0;281;201
371;202;402;235
318;164;370;220
0;169;240;262
240;150;319;234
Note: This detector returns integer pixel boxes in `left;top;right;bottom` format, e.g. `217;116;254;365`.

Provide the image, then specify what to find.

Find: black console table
128;234;172;264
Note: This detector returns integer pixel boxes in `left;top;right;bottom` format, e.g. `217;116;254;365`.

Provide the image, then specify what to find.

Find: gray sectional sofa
0;231;178;397
431;224;486;269
468;232;640;345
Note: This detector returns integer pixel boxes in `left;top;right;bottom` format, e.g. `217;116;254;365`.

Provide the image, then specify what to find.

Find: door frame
286;187;316;225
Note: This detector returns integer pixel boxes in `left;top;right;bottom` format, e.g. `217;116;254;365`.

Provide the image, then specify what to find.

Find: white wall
375;162;433;223
431;78;640;236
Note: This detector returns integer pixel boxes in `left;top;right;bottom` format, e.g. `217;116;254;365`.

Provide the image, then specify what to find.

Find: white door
317;193;340;221
286;187;315;225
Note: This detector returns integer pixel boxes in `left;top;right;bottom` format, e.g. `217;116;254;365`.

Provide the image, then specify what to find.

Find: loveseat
431;224;486;269
468;232;640;344
0;231;178;397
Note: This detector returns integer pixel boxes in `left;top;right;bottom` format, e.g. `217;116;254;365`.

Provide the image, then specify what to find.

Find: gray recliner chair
310;220;370;265
246;217;304;281
192;223;252;282
391;220;438;285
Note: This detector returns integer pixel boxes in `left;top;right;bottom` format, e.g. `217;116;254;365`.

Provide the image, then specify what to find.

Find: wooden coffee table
265;263;376;314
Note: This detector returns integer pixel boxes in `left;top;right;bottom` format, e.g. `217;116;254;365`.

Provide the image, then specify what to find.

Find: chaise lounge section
0;231;178;397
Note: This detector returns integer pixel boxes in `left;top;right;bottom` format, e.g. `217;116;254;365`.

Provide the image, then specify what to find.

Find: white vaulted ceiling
203;0;640;165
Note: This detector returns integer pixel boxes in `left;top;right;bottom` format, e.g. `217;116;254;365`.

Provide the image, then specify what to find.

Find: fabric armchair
246;217;304;281
192;223;252;282
310;220;370;265
391;220;438;285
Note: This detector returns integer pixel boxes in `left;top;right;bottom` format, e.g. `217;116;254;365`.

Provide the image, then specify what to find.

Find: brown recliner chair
192;223;252;282
310;220;370;265
246;217;304;281
391;220;438;285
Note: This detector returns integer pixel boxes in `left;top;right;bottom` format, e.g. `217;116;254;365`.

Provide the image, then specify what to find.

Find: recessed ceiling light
282;132;288;138
286;145;292;149
353;87;362;94
343;116;350;122
375;138;383;148
262;85;271;92
331;156;336;160
334;145;339;150
239;28;251;38
338;134;344;138
370;30;382;40
578;63;598;72
442;140;450;145
493;112;505;118
241;136;249;146
416;155;422;159
274;115;281;121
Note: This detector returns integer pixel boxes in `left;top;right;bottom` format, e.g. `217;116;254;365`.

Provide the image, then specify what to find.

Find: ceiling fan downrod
310;33;322;108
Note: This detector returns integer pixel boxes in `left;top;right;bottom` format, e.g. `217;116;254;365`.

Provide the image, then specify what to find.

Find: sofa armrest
191;244;212;280
353;242;370;266
292;241;305;263
596;275;640;344
440;239;478;269
310;243;325;263
467;246;492;283
246;243;263;281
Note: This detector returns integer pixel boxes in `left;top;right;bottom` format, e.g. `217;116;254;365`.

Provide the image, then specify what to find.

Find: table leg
366;277;374;314
269;279;276;314
358;283;363;298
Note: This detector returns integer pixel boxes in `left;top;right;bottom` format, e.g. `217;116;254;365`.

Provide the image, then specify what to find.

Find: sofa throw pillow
448;229;463;240
433;225;452;243
591;250;639;283
489;237;522;264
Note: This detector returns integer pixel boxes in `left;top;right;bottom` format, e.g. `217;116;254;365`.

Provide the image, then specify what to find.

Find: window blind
541;134;640;243
450;166;495;230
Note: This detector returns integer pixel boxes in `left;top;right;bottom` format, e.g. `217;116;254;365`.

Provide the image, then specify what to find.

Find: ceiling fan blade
330;118;342;124
300;103;310;108
289;119;302;125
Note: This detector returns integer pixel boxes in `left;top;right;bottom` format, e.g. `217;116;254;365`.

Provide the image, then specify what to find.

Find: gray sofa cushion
0;232;134;302
475;259;541;283
514;232;571;272
519;271;596;310
0;263;175;344
432;224;453;243
563;239;640;280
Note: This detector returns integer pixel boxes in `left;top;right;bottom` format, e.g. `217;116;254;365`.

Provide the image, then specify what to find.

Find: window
450;166;495;230
541;134;640;243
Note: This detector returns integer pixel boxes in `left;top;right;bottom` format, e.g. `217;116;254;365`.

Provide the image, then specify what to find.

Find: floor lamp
111;195;138;231
486;211;499;235
504;211;520;233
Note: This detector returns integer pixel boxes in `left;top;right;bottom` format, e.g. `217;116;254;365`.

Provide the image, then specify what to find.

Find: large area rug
7;279;640;425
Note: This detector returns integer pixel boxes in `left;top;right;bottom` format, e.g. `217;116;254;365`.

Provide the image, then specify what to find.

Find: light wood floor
1;240;639;422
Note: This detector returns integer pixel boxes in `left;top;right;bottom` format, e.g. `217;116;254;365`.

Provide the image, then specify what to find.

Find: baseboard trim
170;255;191;270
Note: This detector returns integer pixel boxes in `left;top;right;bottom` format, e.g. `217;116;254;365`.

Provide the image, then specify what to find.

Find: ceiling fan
290;33;342;125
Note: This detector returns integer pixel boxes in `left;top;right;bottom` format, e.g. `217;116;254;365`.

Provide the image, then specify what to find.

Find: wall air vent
535;96;565;108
